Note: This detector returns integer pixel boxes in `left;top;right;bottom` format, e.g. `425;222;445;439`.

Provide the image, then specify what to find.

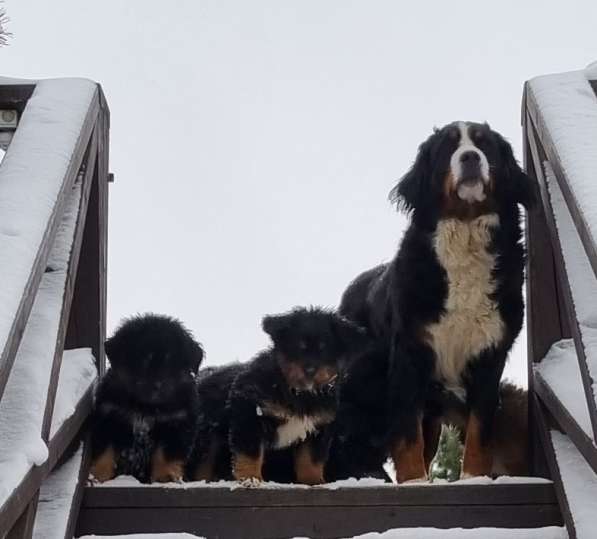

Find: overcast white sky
2;1;596;386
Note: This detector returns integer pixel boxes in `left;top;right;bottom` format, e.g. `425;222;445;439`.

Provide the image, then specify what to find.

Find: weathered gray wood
77;485;562;538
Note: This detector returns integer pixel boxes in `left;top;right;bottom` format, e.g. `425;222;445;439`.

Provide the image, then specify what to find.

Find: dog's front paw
151;448;184;483
90;447;117;483
237;477;263;488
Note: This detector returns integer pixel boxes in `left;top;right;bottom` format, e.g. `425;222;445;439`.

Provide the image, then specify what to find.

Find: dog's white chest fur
424;214;504;390
274;415;320;449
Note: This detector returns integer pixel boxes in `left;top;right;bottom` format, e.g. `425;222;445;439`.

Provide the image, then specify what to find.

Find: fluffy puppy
187;307;368;485
90;314;204;483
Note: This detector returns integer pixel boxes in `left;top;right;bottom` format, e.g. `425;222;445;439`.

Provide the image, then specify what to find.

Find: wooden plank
62;440;91;539
522;93;562;479
526;108;597;442
40;130;98;442
6;499;38;539
76;503;562;538
535;395;577;539
526;84;597;282
64;99;108;375
0;86;100;402
535;372;597;475
82;482;557;508
0;386;93;533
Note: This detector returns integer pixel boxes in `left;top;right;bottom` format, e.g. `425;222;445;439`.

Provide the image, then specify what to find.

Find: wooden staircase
3;67;597;538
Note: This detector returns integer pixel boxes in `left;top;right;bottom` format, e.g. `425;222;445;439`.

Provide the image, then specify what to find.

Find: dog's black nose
304;366;317;376
460;151;480;163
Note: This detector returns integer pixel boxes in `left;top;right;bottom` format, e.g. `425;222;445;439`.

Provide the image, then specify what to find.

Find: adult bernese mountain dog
335;121;536;483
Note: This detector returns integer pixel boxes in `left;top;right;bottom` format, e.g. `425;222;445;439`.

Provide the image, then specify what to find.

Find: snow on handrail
528;68;597;280
0;78;98;400
0;183;82;510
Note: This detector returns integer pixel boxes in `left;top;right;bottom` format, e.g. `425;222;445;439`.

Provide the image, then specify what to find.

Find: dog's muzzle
456;151;487;203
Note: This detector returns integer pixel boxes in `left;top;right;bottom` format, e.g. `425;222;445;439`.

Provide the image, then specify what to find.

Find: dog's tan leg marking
462;413;493;478
294;441;325;485
151;447;184;483
90;446;117;483
193;439;220;482
232;447;264;482
391;419;428;484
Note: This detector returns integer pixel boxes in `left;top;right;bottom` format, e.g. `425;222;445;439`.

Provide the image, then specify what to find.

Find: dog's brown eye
448;128;459;140
472;130;483;142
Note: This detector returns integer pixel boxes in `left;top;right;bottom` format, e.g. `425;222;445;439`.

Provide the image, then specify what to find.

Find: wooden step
76;481;562;539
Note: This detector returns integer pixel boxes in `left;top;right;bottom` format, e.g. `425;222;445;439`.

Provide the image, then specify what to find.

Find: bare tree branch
0;3;12;47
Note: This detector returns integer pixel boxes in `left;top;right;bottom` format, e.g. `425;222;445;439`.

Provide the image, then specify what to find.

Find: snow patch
50;348;97;439
347;527;567;538
0;78;96;359
552;430;597;538
0;183;81;508
33;445;83;539
529;70;597;267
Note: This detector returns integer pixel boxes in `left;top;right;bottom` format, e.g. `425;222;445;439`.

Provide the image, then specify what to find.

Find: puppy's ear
389;136;433;216
104;336;122;369
332;316;370;357
262;314;290;344
187;341;204;373
497;133;537;210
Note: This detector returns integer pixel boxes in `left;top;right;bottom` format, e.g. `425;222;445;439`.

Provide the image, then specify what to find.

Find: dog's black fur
187;307;368;484
333;122;536;482
90;313;204;483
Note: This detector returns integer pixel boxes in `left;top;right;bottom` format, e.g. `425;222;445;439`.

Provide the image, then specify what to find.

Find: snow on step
50;347;97;439
78;535;204;539
0;183;81;509
349;527;567;538
529;67;597;265
33;444;82;539
536;339;593;440
552;430;597;538
0;78;96;359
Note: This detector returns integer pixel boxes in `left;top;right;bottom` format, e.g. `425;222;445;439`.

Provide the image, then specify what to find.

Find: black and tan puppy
90;314;204;483
187;307;367;485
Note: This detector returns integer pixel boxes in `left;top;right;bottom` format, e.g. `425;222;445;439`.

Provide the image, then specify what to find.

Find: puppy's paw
151;448;184;483
89;447;116;483
232;451;264;484
238;477;263;488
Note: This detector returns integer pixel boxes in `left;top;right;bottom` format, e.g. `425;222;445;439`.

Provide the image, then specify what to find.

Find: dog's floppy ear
104;336;122;369
332;316;370;357
496;133;537;210
262;313;290;344
186;340;204;373
389;135;435;223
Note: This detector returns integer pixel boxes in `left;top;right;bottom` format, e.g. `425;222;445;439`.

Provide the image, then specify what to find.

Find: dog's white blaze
450;122;490;195
274;415;320;449
425;213;504;392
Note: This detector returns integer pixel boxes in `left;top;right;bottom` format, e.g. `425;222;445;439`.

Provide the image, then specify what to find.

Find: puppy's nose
460;151;480;163
304;366;317;377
